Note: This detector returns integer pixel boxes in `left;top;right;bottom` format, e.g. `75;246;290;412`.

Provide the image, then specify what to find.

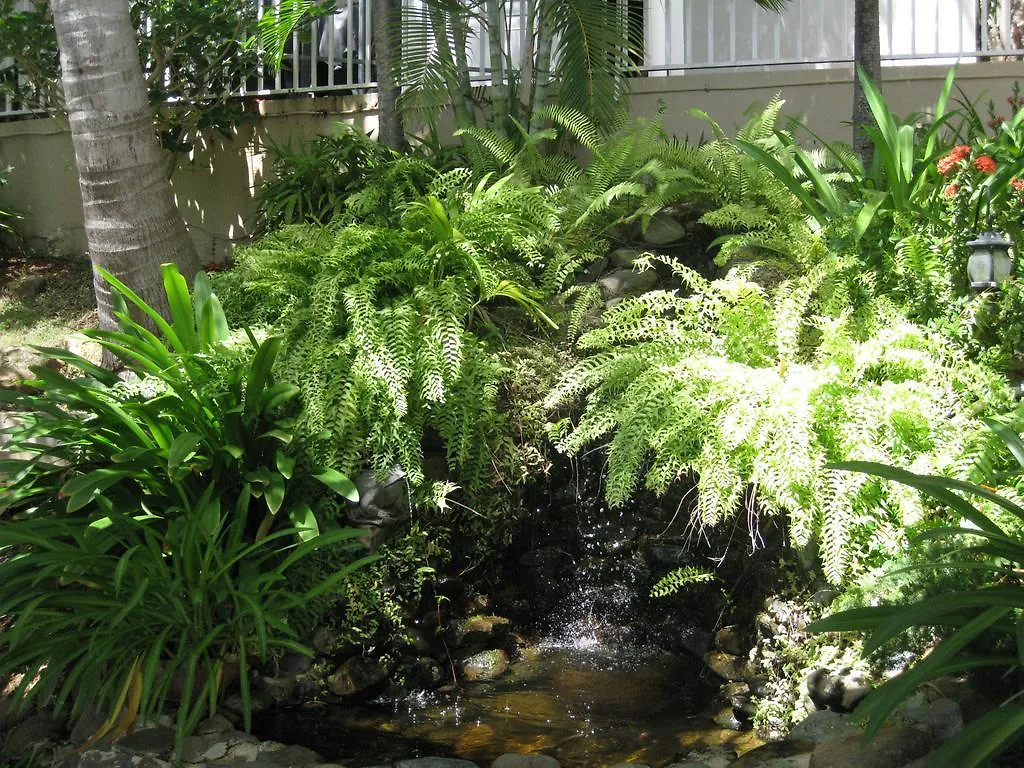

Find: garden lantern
966;230;1015;291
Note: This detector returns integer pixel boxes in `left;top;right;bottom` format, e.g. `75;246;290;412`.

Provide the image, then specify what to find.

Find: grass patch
0;256;96;350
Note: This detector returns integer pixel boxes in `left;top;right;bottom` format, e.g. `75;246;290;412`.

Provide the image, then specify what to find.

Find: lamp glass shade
966;231;1015;290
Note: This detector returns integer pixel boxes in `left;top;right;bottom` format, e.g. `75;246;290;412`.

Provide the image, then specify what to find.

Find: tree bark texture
373;0;405;150
51;0;199;340
853;0;881;166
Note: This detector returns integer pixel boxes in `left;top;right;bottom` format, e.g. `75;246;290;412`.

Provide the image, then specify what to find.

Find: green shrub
0;265;373;755
810;420;1024;767
547;257;1012;583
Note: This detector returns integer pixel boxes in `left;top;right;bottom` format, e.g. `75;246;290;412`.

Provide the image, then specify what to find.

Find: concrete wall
0;61;1020;262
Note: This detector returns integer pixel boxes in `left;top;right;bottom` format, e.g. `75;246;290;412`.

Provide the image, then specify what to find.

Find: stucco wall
0;61;1020;262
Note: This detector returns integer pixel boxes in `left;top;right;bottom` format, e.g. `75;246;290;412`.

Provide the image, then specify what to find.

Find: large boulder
460;649;510;682
329;656;386;698
448;615;511;653
807;726;932;768
598;268;660;300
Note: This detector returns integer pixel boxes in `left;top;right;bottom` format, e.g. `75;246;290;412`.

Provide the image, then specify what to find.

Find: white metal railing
1;0;1022;119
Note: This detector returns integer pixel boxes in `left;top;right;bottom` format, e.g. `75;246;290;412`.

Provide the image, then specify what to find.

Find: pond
253;639;764;767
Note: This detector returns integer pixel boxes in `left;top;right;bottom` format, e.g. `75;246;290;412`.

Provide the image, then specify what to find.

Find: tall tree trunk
373;0;404;150
853;0;881;167
51;0;199;347
486;0;509;135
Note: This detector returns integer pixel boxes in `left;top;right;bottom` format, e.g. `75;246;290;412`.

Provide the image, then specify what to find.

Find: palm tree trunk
853;0;881;166
527;0;554;132
373;0;405;150
51;0;199;350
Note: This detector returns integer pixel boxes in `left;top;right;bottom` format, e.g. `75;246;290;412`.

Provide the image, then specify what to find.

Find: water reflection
253;644;735;767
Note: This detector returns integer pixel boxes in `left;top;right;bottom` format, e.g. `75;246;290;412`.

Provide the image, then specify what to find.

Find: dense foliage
0;266;372;753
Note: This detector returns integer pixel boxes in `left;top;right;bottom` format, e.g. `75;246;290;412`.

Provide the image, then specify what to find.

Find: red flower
1012;178;1024;191
937;144;971;175
974;155;998;174
943;183;960;197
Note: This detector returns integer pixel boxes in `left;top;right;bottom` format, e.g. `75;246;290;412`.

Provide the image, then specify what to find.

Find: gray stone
0;346;51;388
405;657;445;690
71;747;136;768
705;651;754;682
226;742;260;762
729;742;815;767
609;764;653;768
350;466;411;526
663;763;712;768
4;712;65;754
713;706;745;731
196;714;236;735
642;212;686;245
789;710;859;744
491;755;560;768
598;268;660;299
278;652;313;676
576;256;609;283
261;674;298;705
610;248;644;269
808;726;932;768
116;725;176;755
181;734;230;763
395;759;480;768
329;656;386;698
256;742;323;765
461;649;510;682
805;668;871;712
897;697;963;740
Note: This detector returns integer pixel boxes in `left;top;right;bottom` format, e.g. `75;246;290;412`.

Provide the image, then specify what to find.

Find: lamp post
967;187;1015;292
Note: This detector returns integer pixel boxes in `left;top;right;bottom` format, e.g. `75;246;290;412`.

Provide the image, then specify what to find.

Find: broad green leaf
313;468;359;502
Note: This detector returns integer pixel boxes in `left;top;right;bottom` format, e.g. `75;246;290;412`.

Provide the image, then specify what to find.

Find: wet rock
714;706;746;731
807;726;932;768
723;681;756;718
311;626;339;655
329;656;387;698
491;755;561;768
640;538;693;569
705;651;754;682
461;649;510;681
642;212;686;245
66;746;137;768
449;615;511;653
714;625;747;656
260;674;298;705
789;710;859;744
181;733;229;763
896;697;963;739
805;668;871;712
402;656;446;690
196;714;235;735
598;268;660;299
396;759;480;768
609;764;653;768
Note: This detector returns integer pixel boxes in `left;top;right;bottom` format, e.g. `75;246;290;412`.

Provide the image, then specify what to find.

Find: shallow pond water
253;642;764;767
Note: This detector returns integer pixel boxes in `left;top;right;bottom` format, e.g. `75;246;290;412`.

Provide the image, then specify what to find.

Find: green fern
650;566;717;598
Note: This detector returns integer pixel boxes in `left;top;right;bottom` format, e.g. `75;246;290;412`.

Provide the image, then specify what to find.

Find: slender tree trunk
51;0;199;348
853;0;881;166
527;0;554;132
486;0;509;135
373;0;404;150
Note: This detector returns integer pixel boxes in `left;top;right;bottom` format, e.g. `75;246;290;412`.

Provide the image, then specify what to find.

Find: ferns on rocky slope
547;258;1013;583
216;172;586;491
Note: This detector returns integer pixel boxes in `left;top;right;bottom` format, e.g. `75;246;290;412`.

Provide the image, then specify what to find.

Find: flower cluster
937;145;971;175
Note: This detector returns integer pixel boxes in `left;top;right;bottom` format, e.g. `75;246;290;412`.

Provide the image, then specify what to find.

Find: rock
180;733;231;763
0;346;56;388
395;759;480;768
196;714;236;735
789;710;859;744
256;742;324;765
897;697;963;740
226;741;261;762
808;726;932;768
461;649;510;681
278;652;313;676
642;212;686;245
12;275;47;299
3;712;65;755
491;755;561;768
349;466;411;526
714;625;747;656
805;668;871;712
705;651;754;682
610;248;644;269
598;268;660;299
449;614;511;652
311;626;339;655
609;764;653;768
68;747;137;768
713;706;745;731
404;657;445;690
116;726;176;755
260;674;298;705
575;257;609;283
729;741;815;767
329;656;387;698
